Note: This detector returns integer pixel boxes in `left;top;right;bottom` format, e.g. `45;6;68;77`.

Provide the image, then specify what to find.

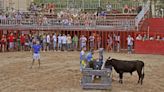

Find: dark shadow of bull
104;57;145;85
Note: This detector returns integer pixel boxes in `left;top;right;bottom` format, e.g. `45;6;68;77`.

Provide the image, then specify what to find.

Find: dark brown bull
105;57;145;85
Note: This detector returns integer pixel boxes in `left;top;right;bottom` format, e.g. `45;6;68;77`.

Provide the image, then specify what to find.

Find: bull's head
104;57;113;69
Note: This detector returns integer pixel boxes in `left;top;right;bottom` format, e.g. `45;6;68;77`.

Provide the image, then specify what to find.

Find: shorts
33;53;40;60
9;42;14;49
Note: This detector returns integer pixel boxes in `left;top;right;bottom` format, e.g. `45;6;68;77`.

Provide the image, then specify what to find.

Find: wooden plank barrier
81;68;112;90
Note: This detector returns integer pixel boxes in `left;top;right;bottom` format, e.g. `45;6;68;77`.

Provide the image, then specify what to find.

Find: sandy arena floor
0;51;164;92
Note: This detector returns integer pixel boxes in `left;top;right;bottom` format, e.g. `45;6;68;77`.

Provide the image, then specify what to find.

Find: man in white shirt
62;34;67;51
80;35;87;50
58;34;62;51
53;33;57;51
46;34;50;51
136;34;142;40
127;35;134;54
66;34;72;51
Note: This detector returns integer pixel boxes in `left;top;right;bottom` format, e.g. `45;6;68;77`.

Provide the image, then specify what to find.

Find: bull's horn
107;57;111;60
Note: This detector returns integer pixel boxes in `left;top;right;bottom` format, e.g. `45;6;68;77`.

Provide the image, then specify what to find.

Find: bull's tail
141;65;144;85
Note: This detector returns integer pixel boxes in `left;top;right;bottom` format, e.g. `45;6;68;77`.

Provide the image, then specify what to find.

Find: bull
104;57;145;85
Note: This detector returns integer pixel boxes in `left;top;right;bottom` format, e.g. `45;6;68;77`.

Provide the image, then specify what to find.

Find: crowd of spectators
136;34;164;41
0;0;142;27
0;32;122;53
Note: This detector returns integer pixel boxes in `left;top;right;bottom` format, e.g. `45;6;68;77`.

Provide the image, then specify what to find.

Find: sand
0;51;164;92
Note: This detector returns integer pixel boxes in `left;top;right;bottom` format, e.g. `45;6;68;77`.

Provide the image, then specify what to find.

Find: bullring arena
0;52;164;92
0;0;164;92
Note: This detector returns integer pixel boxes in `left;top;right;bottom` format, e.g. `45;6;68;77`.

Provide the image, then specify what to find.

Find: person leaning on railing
123;5;129;13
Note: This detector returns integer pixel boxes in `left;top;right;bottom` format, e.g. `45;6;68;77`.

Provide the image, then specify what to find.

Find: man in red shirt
8;33;15;51
20;34;25;51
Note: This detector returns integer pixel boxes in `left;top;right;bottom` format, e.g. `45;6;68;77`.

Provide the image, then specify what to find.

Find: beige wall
1;0;33;11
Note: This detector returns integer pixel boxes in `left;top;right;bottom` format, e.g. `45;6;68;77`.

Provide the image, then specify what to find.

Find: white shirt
62;35;67;44
67;36;72;44
53;35;57;42
89;36;95;42
115;35;120;42
46;35;50;43
136;35;142;40
127;37;134;45
58;35;62;43
80;37;87;43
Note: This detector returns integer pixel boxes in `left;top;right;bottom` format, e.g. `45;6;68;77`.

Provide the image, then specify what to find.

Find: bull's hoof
119;80;123;84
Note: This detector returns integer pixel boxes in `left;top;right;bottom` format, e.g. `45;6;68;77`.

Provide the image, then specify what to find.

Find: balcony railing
0;18;135;31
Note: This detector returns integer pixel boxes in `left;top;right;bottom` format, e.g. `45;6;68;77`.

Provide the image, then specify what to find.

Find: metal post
67;0;68;9
98;0;100;7
18;0;19;10
161;8;164;18
82;0;84;11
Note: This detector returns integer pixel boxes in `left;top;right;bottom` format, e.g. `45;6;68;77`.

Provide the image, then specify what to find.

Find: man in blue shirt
31;41;41;68
85;49;95;68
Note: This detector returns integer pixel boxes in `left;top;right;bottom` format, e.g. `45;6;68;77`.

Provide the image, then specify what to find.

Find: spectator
46;34;51;51
8;33;15;52
17;35;21;51
53;33;57;51
106;3;112;12
85;49;94;68
162;37;164;40
42;34;47;52
124;5;129;13
66;34;72;51
62;34;67;51
94;48;104;70
127;35;134;54
20;34;25;51
107;34;113;52
115;34;120;52
149;36;154;40
143;34;148;41
58;34;62;51
96;34;101;50
89;33;95;50
136;34;142;40
80;46;86;71
1;34;7;52
80;35;87;50
42;16;48;25
72;34;78;51
156;35;161;40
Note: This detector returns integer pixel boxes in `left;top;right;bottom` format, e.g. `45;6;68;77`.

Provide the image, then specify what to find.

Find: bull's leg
137;69;142;84
119;73;123;84
141;69;145;85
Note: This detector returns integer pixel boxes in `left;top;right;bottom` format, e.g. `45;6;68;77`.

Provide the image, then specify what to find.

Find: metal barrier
0;18;135;30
